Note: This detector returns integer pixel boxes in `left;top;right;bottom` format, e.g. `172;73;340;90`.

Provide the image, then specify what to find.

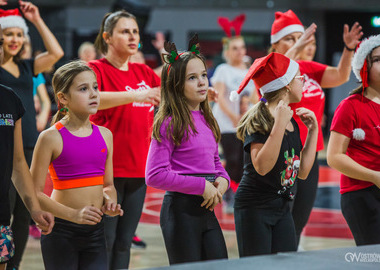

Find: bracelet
344;44;355;52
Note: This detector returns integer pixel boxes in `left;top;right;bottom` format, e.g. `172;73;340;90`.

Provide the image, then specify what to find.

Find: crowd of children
0;1;379;269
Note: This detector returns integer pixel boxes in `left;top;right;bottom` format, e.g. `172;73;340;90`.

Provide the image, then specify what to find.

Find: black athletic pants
234;197;297;257
104;178;146;270
160;192;228;264
41;218;107;270
220;133;243;183
341;185;380;246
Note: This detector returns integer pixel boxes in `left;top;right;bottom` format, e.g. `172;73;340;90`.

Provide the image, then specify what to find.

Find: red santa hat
349;34;380;141
270;10;304;44
230;52;299;101
0;8;28;35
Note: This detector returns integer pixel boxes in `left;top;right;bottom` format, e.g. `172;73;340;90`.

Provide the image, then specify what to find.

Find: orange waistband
51;175;104;190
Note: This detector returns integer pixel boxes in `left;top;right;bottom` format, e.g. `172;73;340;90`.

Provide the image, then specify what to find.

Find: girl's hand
343;22;363;51
296;107;317;130
274;100;293;127
207;87;219;102
134;87;161;106
213;177;229;196
74;206;103;225
30;210;54;235
101;201;124;217
19;1;41;24
201;181;222;211
295;23;317;52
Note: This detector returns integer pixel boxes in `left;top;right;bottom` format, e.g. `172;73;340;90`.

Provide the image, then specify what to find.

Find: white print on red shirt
125;80;154;110
303;74;325;99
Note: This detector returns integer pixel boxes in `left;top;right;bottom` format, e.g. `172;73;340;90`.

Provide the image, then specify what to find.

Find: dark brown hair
153;39;220;145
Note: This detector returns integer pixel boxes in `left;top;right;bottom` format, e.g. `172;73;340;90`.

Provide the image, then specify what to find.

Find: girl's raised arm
19;1;64;75
327;131;380;188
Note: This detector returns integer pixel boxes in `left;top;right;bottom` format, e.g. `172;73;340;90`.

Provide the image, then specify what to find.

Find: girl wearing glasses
269;10;363;246
233;52;318;256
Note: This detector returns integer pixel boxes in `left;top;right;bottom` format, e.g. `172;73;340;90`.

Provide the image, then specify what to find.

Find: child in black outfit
233;52;318;256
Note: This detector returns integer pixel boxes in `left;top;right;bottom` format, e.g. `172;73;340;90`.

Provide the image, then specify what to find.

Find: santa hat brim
352;35;380;82
271;24;304;44
0;15;28;35
260;59;299;95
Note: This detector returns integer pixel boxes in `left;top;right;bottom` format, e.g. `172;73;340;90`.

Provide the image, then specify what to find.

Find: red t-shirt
290;60;327;151
330;94;379;194
89;58;160;178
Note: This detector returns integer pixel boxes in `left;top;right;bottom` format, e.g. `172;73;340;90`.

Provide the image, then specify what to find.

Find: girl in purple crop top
145;36;230;264
30;61;123;270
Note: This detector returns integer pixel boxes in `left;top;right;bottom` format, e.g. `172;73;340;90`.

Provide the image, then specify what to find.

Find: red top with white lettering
290;60;327;151
89;58;160;178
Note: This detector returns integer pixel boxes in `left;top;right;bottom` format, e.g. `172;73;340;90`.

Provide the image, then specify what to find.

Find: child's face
289;70;304;103
369;46;380;86
183;58;209;111
62;71;100;116
299;34;316;61
226;38;246;63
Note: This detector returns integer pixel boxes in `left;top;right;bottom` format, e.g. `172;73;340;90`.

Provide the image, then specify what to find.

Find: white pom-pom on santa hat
229;91;239;102
352;128;365;141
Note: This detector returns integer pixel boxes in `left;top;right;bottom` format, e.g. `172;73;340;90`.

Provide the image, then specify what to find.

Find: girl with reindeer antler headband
146;34;230;265
211;14;256;211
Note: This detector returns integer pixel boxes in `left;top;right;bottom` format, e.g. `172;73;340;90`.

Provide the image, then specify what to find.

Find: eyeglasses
295;75;305;84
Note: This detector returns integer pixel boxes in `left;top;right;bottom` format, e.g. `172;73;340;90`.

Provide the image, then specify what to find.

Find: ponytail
50;107;68;126
236;88;286;142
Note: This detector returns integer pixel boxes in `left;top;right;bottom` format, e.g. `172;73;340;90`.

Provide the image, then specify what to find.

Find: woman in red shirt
327;35;380;246
89;10;160;270
268;10;362;246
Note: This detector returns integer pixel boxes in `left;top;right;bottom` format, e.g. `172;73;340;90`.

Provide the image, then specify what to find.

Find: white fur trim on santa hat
271;24;304;44
352;35;380;82
259;59;299;95
0;15;28;35
229;91;239;102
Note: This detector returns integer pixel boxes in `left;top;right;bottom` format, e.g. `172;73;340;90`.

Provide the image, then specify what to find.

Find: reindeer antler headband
217;14;246;38
162;34;201;74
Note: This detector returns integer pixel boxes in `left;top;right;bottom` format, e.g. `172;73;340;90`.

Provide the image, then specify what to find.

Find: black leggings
220;133;243;183
104;178;146;270
160;192;228;265
40;218;107;270
341;185;380;246
234;197;297;257
7;148;33;270
291;155;319;245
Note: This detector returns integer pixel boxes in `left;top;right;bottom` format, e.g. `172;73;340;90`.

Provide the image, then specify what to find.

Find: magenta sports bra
48;122;107;190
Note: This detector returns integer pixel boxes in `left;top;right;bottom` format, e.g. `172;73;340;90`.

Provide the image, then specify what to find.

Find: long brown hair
153;51;220;146
50;60;96;125
236;88;288;142
94;10;137;55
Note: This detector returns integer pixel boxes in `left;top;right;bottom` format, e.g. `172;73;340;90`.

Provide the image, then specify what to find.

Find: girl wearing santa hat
211;14;255;211
268;10;363;246
234;52;318;256
0;2;63;269
327;35;380;246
